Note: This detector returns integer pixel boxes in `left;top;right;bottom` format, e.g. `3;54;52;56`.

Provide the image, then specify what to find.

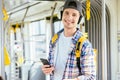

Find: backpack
51;33;97;74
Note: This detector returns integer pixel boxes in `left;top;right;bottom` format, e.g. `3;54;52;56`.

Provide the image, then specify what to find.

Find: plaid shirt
48;28;96;80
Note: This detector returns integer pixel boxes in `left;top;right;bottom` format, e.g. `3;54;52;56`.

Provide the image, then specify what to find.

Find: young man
42;0;96;80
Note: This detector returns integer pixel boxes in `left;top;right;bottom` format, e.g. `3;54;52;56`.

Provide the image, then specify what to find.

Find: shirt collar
72;28;83;44
57;28;83;44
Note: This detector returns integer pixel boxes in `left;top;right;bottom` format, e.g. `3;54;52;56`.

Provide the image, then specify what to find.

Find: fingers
41;65;54;75
42;65;50;68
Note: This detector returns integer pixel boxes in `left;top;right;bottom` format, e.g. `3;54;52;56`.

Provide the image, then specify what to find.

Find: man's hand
41;65;54;75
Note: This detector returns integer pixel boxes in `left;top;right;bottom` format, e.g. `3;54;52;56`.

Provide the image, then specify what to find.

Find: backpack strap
51;34;58;44
75;36;87;75
52;33;88;75
51;29;64;44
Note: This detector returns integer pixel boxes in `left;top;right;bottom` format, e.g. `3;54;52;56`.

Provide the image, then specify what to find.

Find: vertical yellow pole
86;0;90;20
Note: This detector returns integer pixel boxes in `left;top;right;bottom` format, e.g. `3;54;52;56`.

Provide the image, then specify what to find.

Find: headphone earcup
78;15;82;24
60;11;63;20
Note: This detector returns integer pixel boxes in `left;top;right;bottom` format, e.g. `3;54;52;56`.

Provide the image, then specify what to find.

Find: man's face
62;8;80;29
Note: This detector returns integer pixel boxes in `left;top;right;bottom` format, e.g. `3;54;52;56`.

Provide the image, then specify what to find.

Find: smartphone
40;58;51;67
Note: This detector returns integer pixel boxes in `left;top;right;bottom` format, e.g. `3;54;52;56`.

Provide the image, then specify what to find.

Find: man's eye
65;12;69;15
73;14;76;17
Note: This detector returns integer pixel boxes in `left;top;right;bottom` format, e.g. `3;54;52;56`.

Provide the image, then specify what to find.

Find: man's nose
67;14;72;20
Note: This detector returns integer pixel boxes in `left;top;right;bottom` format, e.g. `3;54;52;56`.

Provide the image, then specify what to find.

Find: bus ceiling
4;1;64;23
